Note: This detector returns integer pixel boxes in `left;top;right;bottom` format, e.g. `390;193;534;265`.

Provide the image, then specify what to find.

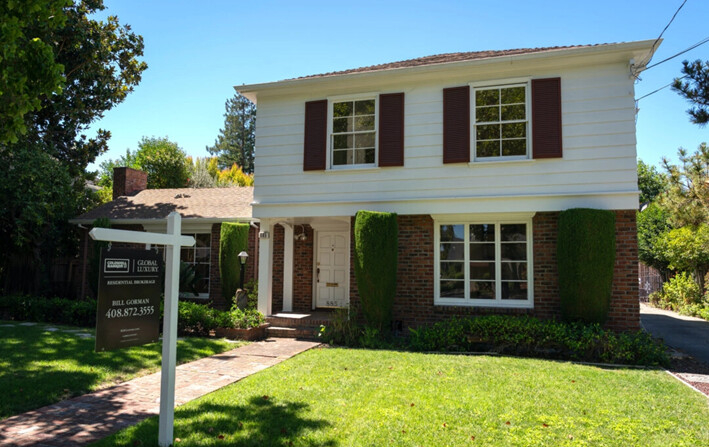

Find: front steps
266;311;334;340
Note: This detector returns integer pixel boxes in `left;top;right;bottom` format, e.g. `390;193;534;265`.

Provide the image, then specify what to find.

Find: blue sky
89;0;709;171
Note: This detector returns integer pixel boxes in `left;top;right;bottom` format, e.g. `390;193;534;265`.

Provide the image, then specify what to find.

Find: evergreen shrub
353;210;398;332
219;222;249;306
557;208;616;324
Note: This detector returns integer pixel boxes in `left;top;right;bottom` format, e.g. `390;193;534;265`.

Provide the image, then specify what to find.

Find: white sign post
90;212;194;447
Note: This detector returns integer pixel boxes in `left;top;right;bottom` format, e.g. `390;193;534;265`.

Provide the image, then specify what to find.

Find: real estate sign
95;247;164;352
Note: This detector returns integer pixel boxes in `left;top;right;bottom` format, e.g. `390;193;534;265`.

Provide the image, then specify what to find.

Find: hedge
557;208;616;324
0;295;97;327
353;210;398;332
219;222;250;306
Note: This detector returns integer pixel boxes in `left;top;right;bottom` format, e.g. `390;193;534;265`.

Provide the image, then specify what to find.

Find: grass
0;320;238;419
94;347;709;447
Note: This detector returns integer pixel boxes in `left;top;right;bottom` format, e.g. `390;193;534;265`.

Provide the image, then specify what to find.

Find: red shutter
303;100;328;170
378;92;405;167
443;86;470;163
532;78;562;159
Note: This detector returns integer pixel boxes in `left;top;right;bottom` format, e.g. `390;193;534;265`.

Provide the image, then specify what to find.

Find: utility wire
644;36;709;70
639;0;688;69
636;75;688;101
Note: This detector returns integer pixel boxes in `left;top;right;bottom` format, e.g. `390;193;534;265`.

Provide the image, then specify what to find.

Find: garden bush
557;208;616;324
407;315;668;367
353;210;398;332
177;301;264;336
319;308;362;347
0;295;96;327
219;222;249;306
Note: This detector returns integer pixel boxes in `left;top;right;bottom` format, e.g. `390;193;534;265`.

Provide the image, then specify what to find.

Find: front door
315;231;348;308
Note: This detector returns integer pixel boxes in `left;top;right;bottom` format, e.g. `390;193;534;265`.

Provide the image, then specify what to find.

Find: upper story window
473;84;529;161
331;98;377;167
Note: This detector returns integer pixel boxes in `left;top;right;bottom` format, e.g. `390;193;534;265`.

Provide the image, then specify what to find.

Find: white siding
252;62;639;218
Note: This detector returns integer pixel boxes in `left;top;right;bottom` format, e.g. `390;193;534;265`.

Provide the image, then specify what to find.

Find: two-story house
238;40;657;331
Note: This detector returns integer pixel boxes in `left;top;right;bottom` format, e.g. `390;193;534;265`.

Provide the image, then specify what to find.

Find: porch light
294;224;307;241
238;251;248;289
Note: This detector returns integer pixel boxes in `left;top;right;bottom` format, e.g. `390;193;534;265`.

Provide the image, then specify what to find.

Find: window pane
334;134;353;149
194;278;209;295
440;262;464;280
440;281;464;298
501;104;526;121
332;149;352;165
501;86;525;104
195;248;210;263
440;225;464;242
354;132;375;148
501;139;526;156
501;281;527;300
195;234;210;247
470;281;495;299
364;148;375;164
476;89;499;107
476;124;499;141
501;262;527;280
354;149;375;165
476;140;499;158
333;101;353;117
194;263;210;281
470;224;495;242
501;243;527;261
476;106;498;123
470;262;495;280
355;100;375;115
501;122;526;139
333;117;353;133
180;248;193;263
501;224;526;241
440;243;464;260
469;243;495;261
355;116;374;131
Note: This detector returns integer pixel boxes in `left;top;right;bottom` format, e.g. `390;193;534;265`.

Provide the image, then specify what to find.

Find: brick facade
275;211;639;331
271;224;315;313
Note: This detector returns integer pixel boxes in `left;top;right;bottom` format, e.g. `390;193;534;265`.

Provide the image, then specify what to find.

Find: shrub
319;308;361;347
408;315;668;367
0;295;96;327
219;306;266;329
661;272;702;307
353;210;398;332
219;222;250;306
177;301;218;336
557;208;616;324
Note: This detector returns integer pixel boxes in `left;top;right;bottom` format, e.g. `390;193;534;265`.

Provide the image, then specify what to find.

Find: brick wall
112;167;147;199
272;225;284;313
349;211;639;332
271;224;314;313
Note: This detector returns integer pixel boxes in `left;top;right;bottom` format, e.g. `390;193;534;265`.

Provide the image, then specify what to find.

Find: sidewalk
0;338;320;447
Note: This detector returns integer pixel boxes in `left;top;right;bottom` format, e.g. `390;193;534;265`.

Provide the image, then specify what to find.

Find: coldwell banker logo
104;258;130;273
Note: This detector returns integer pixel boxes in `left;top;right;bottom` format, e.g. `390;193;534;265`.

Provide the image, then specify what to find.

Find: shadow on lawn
120;396;335;447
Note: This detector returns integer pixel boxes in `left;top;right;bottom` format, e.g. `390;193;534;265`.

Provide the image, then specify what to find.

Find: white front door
315;231;349;308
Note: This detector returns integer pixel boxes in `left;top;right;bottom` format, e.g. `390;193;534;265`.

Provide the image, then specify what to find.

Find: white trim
282;224;294;312
257;219;275;316
433;215;534;308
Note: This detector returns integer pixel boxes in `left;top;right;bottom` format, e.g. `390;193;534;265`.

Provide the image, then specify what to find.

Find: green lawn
94;348;709;447
0;320;238;419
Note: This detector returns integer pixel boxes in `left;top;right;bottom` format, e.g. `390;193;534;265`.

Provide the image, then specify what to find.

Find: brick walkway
0;338;320;447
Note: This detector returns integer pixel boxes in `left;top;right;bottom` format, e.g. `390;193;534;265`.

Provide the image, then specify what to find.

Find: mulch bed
668;351;709;397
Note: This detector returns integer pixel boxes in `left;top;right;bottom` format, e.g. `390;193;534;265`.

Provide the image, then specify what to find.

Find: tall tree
0;0;146;294
207;92;256;173
0;0;68;144
637;159;667;204
672;59;709;126
661;143;709;227
134;137;190;189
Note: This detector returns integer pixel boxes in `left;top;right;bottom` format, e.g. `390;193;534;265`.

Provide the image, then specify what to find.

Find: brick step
266;326;321;340
266;317;331;328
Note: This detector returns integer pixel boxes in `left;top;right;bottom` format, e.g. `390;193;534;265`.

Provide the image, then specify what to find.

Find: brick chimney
113;167;148;200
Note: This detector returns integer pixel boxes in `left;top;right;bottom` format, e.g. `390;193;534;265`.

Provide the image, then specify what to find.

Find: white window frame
470;79;532;163
326;93;379;170
433;215;534;308
179;232;211;299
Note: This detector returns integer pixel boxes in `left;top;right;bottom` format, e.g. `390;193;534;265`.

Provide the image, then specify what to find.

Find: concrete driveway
640;303;709;364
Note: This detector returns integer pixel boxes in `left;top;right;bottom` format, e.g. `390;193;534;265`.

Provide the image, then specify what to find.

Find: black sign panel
95;248;164;352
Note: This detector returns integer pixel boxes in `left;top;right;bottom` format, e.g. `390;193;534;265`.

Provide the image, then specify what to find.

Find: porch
266;310;337;339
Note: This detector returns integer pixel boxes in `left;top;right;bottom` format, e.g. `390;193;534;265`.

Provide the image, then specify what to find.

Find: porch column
282;223;294;312
257;218;274;316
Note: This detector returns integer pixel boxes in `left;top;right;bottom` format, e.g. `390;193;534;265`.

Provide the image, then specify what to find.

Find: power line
636;75;688;101
645;36;709;70
639;0;688;69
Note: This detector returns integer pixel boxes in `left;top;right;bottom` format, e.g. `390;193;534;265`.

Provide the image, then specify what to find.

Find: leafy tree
637;202;672;280
207;92;256;173
672;60;709;126
134;137;190;189
216;163;254;187
0;0;68;144
637;159;667;204
658;225;709;291
0;0;146;294
188;157;217;188
661;143;709;227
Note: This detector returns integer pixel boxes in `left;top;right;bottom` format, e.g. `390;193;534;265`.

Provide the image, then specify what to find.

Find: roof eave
69;216;258;226
235;39;657;103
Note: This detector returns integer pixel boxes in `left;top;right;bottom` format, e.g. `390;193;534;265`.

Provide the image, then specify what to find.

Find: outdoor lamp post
238;251;248;290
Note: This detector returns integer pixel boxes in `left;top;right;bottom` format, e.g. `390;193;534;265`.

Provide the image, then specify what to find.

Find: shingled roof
73;187;253;223
292;44;604;80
